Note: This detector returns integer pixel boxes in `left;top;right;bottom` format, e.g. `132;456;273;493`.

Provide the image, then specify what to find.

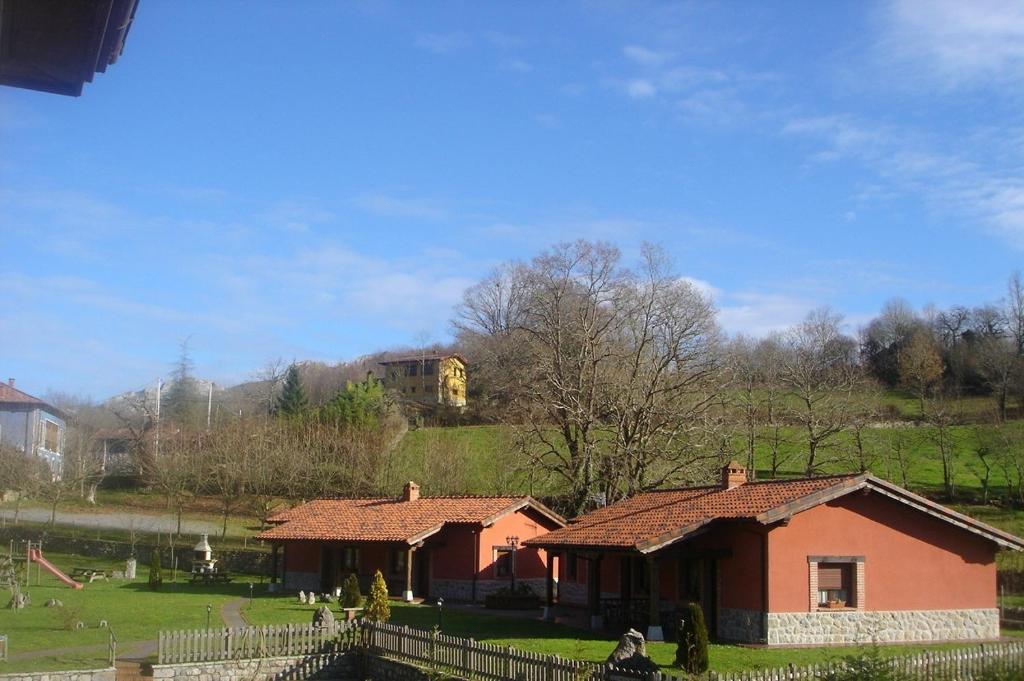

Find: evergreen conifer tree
364;569;391;622
341;573;363;609
675;601;709;673
148;549;163;591
276;364;308;417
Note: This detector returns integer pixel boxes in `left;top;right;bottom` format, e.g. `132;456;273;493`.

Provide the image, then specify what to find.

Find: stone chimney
721;461;747;490
7;378;14;388
403;481;420;502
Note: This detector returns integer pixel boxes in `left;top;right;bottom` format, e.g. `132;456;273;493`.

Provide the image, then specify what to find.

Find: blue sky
3;0;1023;399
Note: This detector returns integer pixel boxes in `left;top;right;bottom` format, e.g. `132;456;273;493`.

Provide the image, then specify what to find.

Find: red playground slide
27;548;84;590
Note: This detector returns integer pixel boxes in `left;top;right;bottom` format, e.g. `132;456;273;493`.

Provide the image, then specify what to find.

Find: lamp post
506;535;519;589
206;604;212;630
248;583;254;609
436;597;444;630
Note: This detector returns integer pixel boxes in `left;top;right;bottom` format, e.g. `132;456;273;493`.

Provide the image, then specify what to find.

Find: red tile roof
526;473;1024;553
0;382;62;416
258;495;563;544
526;475;866;552
379;353;467;365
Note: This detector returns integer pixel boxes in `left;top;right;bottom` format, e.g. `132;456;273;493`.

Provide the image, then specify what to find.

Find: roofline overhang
480;498;567;529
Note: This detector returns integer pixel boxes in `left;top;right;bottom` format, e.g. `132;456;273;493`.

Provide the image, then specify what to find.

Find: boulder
45;598;64;608
298;590;306;604
7;592;27;610
606;629;659;675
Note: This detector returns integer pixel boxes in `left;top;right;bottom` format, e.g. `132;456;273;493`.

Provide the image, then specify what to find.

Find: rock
45;598;64;608
7;592;27;610
605;629;659;675
312;605;336;630
307;592;317;605
298;590;306;604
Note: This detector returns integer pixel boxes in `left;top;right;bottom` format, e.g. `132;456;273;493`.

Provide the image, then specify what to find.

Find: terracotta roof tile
258;495;542;543
0;382;62;416
526;475;861;550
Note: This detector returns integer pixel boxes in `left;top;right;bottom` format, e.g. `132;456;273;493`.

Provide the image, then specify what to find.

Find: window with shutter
817;563;852;607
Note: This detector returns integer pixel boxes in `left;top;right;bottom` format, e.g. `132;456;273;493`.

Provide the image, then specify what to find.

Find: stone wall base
430;578;548;603
150;652;355;681
282;570;320;592
558;581;586;606
0;668;114;681
766;608;1000;645
718;608;766;643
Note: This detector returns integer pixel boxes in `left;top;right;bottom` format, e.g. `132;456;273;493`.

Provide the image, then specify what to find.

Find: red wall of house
686;523;766;611
430;525;477;580
478;508;558;580
284;541;320;573
767;491;998;612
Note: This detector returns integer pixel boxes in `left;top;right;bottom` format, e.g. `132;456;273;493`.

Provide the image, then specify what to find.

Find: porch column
269;544;280;592
404;546;416;602
646;555;663;641
544;551;557;621
589;556;603;630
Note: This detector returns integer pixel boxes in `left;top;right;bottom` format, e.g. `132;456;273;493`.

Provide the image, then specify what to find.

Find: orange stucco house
257;482;565;602
526;462;1024;646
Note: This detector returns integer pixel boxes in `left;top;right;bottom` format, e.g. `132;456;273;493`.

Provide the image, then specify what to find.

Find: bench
70;568;108;583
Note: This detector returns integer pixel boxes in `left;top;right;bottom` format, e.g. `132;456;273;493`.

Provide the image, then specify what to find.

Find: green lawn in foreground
243;598;975;675
0;551;255;673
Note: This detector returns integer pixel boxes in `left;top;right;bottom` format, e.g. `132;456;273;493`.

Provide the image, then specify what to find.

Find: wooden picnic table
189;570;233;585
70;567;108;583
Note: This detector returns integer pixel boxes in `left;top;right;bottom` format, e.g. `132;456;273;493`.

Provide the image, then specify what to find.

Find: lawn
243;598;978;675
0;550;254;674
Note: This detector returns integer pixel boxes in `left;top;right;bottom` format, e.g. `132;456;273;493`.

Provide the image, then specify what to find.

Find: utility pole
206;383;213;432
155;378;162;458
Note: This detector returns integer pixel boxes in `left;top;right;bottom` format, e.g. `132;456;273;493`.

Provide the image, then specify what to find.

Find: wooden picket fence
158;619;1024;681
156;620;360;664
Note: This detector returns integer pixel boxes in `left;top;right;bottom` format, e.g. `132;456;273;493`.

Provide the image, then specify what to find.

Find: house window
341;547;359;572
390;549;407;576
495;548;513;577
43;420;60;452
818;563;852;607
424;361;435;375
408;364;418;377
410;386;416;394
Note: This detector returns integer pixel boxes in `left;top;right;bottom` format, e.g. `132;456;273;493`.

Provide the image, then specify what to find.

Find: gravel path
0;506;222;536
221;597;248;629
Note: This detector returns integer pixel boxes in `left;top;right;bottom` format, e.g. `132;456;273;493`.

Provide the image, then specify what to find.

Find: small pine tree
364;570;390;622
276;364;309;417
341;572;363;609
675;602;709;673
148;549;163;591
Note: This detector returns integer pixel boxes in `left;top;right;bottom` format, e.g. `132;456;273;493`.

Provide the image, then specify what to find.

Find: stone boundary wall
365;654;437;681
766;608;1000;645
431;577;549;603
0;668;115;681
0;528;269;576
149;652;355;681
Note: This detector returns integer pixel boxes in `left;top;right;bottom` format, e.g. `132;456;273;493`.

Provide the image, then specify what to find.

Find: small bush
364;570;390;622
148;549;163;591
818;646;908;681
341;573;363;609
675;601;709;674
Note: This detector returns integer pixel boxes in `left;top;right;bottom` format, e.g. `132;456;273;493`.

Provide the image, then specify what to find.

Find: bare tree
1007;271;1024;356
924;391;960;499
898;329;945;417
976;336;1020;421
779;309;862;475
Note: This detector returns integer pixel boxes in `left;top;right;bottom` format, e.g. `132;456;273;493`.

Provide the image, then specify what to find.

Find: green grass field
0;551;254;673
243;598;982;674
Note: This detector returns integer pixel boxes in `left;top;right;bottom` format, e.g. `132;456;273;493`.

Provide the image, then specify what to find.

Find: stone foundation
282;570;320;592
718;608;766;643
766;608;1000;645
558;581;587;606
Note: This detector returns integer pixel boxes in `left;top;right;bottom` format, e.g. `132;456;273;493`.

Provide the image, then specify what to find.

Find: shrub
675;602;708;674
364;569;390;622
484;584;541;610
818;646;909;681
148;549;163;591
341;572;363;609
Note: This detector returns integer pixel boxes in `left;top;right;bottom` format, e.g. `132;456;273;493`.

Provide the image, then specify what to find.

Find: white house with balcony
0;378;65;476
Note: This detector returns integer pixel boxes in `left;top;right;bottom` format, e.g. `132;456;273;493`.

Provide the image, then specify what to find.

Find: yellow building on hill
380;354;467;408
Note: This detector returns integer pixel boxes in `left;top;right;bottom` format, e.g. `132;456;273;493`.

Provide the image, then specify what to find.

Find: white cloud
879;0;1024;88
500;58;533;73
351;193;449;220
626;79;657;98
414;32;472;54
623;45;670;66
